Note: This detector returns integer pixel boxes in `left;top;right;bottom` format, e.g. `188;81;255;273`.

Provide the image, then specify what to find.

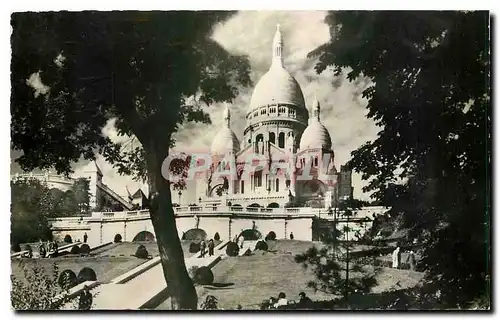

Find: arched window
278;132;285;148
314;157;319;167
275;178;280;192
269;132;276;145
241;180;245;194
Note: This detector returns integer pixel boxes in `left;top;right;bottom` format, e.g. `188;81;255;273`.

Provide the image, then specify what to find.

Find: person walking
200;240;206;258
406;250;416;271
392;246;401;269
208;239;215;257
238;235;244;249
83;232;88;243
78;285;93;310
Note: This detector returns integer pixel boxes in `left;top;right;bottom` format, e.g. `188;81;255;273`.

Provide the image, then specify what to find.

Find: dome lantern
272;24;284;67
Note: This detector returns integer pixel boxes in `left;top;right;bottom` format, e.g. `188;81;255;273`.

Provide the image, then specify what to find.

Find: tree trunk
144;137;198;310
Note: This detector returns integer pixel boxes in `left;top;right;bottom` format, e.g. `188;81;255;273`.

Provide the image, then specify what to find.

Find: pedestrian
274;292;288;308
200;240;206;258
392;246;401;269
39;242;46;258
208;239;215;257
297;291;313;309
83;232;88;243
238;235;244;249
290;232;294;240
406;250;416;271
78;285;93;310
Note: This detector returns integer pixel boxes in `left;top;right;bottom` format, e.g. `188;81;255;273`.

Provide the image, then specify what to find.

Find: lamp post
178;190;182;205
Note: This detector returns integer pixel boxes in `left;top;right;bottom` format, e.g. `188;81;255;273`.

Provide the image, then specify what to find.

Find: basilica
181;25;353;210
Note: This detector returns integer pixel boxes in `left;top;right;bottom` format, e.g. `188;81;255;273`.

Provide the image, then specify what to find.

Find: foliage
214;232;220;241
225;241;239;257
11;11;252;309
63;234;72;243
114;234;122;243
265;231;277;241
58;269;77;290
79;244;91;255
193;266;214;285
135;245;149;259
311;11;490;308
200;295;218;310
189;242;201;253
295;199;377;300
11;261;68;310
10;178;53;246
255;240;269;251
77;267;97;283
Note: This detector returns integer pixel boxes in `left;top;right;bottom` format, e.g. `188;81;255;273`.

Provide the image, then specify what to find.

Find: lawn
156;240;425;310
11;256;148;287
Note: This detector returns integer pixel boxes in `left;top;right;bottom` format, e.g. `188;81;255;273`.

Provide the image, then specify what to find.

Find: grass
11;256;147;286
156;240;425;310
11;240;198;290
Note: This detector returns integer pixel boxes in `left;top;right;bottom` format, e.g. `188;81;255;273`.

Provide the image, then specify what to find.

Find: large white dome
248;65;306;114
211;127;240;155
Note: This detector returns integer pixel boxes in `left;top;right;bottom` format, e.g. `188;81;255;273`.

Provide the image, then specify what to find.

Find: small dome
248;65;306;114
211;104;240;155
299;120;332;150
299;98;332;150
211;127;240;155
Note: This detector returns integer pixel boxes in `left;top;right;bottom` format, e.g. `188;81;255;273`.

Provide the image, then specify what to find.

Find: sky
11;11;380;201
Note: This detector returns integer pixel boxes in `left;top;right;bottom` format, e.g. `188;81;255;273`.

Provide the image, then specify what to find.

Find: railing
50;206;387;225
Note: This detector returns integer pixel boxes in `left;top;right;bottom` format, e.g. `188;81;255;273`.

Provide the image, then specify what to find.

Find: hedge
135;245;149;259
58;269;78;289
225;241;239;257
193;266;214;285
114;234;122;243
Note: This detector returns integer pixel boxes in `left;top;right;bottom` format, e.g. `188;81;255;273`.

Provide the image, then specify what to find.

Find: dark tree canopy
311;11;490;308
11;11;251;179
11;11;252;310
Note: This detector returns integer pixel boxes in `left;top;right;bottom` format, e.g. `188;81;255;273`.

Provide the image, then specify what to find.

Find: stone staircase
90;240;229;310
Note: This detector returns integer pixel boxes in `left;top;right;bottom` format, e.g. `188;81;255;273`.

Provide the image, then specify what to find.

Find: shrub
214;232;220;241
193;266;214;285
135;245;149;259
80;244;91;255
255;240;269;251
188;265;199;279
77;267;97;283
70;245;80;254
58;269;77;290
200;295;218;310
11;262;68;310
189;242;201;253
114;234;122;243
64;235;72;243
226;241;239;257
265;231;277;241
